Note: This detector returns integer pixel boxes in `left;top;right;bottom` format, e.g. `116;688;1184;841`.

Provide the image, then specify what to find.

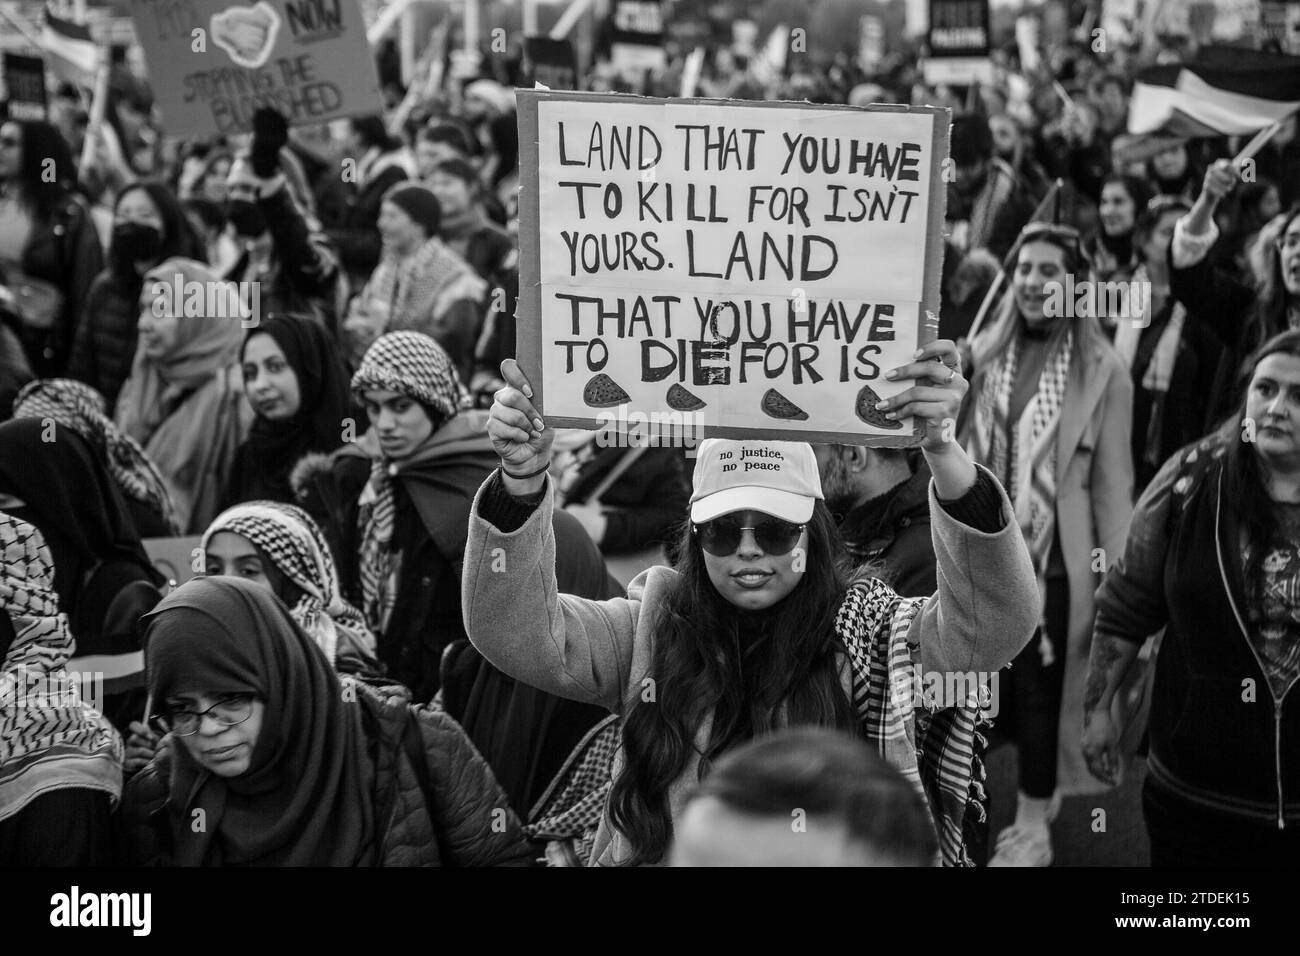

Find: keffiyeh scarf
351;332;469;634
202;501;376;667
14;378;179;534
968;328;1073;661
0;513;123;822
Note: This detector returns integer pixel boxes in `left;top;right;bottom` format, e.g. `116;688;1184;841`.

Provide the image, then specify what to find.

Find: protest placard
129;0;383;138
924;0;994;86
3;54;48;122
515;91;949;446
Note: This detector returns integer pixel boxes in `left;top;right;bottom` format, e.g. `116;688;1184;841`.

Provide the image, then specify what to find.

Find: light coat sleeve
911;465;1040;675
461;476;641;712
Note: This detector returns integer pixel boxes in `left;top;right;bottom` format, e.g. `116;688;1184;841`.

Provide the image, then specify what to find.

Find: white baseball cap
689;439;824;524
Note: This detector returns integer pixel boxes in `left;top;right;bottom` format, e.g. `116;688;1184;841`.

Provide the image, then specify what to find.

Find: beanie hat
383;183;442;237
350;331;467;422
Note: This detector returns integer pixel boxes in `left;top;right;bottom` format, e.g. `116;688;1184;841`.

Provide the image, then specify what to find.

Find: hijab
0;513;123;823
349;332;468;633
144;576;376;866
0;417;161;612
13;378;180;534
113;257;250;532
201;500;376;667
115;257;245;446
236;315;353;503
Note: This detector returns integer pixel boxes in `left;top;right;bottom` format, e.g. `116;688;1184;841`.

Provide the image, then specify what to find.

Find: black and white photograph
0;0;1296;934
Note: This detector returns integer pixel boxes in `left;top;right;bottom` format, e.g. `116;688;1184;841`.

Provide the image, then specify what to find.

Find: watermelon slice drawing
761;388;809;421
855;384;902;429
666;383;706;411
582;373;630;408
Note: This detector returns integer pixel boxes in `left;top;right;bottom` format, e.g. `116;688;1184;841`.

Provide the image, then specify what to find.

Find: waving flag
1128;46;1300;137
41;7;98;82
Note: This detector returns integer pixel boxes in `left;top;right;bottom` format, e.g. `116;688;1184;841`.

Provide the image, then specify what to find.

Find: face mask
226;199;268;238
112;221;163;263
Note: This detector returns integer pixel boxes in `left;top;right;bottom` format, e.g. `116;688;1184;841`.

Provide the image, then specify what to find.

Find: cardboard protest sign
3;54;48;122
924;0;993;86
515;91;949;446
524;36;580;92
129;0;383;138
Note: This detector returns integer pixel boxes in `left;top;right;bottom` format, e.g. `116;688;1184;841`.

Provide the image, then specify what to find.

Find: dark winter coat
11;191;103;378
836;458;937;599
119;680;537;866
68;271;140;411
1095;434;1300;828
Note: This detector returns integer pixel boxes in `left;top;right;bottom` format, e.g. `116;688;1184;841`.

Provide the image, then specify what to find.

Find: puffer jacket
68;271;140;410
117;680;537;866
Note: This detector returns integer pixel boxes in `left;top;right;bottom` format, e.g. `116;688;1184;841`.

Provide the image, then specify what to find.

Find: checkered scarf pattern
14;379;180;534
526;579;988;868
202;501;375;667
835;577;988;867
0;513;123;822
968;330;1072;642
351;333;469;634
524;715;620;865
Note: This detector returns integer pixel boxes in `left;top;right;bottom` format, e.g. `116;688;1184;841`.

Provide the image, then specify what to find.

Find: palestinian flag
41;7;98;82
1128;46;1300;137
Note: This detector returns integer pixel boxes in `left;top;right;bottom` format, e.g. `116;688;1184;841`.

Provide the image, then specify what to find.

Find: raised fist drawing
211;1;281;69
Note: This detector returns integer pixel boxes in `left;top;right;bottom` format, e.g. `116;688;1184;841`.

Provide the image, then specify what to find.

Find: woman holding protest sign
961;221;1135;867
463;341;1039;867
1086;330;1300;864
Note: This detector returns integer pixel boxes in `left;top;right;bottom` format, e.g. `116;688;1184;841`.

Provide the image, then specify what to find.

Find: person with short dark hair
814;444;936;598
670;728;939;866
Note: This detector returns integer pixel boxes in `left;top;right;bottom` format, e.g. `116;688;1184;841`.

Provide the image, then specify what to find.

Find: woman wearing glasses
1170;159;1300;429
463;349;1039;867
121;575;535;866
962;221;1135;866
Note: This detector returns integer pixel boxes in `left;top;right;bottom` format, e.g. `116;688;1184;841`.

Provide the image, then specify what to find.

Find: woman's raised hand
488;359;554;489
874;336;969;451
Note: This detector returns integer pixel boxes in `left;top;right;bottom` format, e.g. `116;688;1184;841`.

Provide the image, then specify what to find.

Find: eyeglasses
693;516;805;557
151;694;255;737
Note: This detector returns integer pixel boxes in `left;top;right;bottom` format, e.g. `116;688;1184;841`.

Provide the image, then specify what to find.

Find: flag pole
78;44;110;177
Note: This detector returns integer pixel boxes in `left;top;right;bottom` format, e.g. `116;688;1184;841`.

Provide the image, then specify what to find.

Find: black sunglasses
693;515;805;557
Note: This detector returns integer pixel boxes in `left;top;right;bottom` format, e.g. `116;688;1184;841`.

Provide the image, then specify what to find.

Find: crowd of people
1;13;1299;868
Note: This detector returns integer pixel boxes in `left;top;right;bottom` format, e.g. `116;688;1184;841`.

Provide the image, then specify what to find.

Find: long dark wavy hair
607;500;859;865
3;120;76;222
1223;328;1300;601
